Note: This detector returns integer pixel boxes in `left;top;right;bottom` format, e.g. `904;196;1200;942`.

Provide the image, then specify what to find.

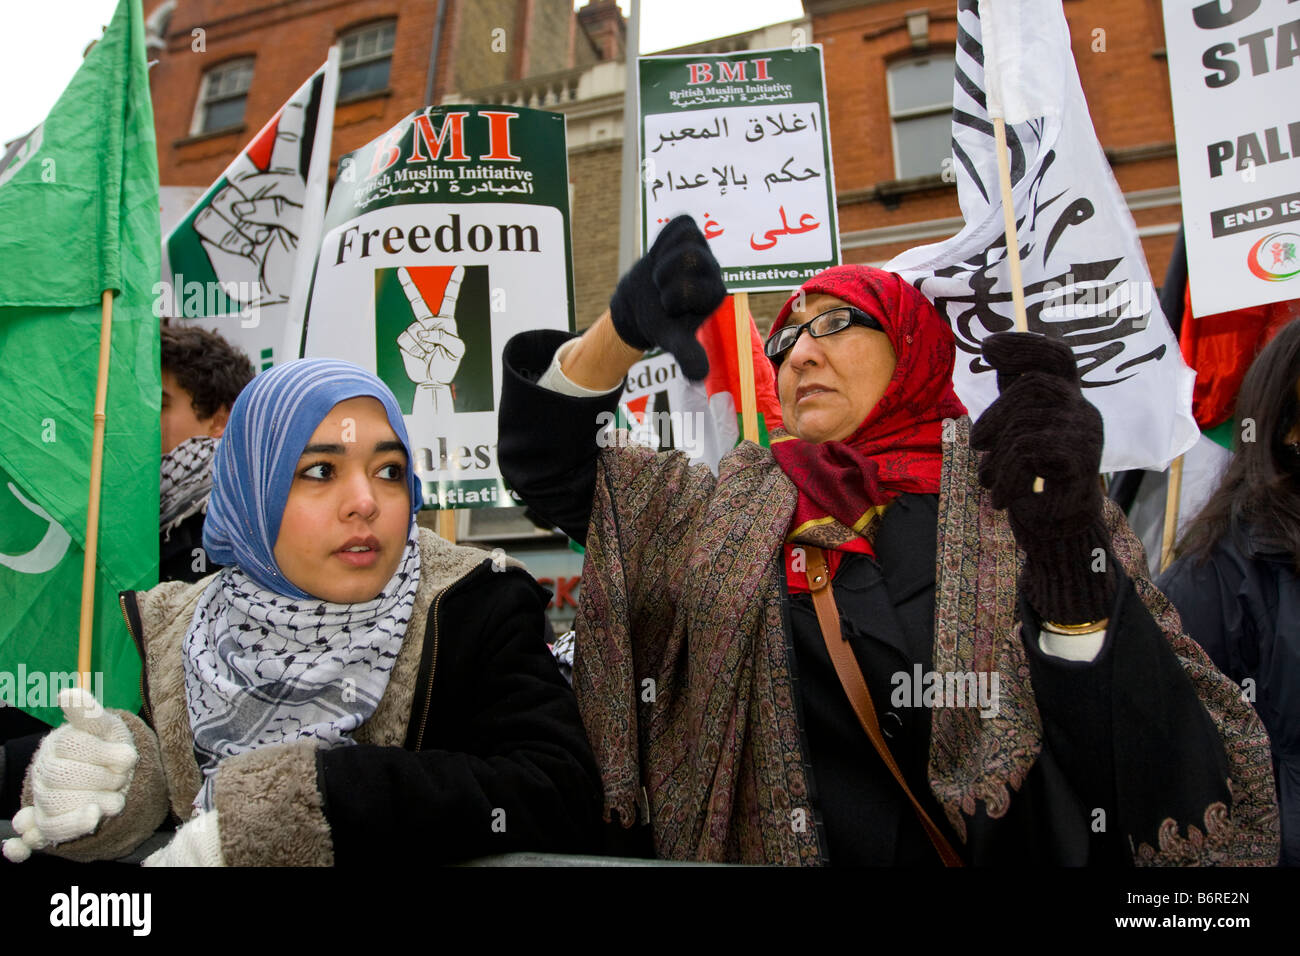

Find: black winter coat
3;546;604;866
1160;536;1299;865
498;329;1245;866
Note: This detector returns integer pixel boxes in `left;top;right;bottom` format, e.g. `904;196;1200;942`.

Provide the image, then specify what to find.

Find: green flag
0;0;160;725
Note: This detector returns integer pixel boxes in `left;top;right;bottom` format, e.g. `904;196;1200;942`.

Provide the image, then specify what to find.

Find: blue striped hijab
202;359;423;598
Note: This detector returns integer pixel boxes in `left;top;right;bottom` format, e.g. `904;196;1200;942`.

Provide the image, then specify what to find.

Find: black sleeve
1;708;54;819
1157;552;1254;684
498;329;623;544
1;732;46;819
317;567;604;865
159;511;216;584
1017;563;1231;863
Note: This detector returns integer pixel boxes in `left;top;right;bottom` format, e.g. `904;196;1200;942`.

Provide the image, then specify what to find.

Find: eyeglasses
764;307;885;362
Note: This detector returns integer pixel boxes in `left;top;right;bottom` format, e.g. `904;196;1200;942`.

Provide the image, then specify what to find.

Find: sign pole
733;293;759;443
618;0;641;275
1159;455;1185;573
439;508;457;545
992;117;1028;334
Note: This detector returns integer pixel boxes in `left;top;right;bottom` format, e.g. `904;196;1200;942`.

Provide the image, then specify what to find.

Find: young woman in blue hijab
3;359;601;866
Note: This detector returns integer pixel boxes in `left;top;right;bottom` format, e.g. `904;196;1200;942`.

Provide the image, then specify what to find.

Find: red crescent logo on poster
1247;232;1300;282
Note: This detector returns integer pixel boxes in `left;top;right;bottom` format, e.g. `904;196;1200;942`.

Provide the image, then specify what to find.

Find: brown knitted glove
970;331;1116;625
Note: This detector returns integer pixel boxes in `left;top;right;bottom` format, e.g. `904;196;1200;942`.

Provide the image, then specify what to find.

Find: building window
339;20;396;100
886;54;955;179
194;58;253;135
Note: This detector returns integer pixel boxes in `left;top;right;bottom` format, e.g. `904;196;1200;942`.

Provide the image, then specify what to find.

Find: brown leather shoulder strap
803;545;963;867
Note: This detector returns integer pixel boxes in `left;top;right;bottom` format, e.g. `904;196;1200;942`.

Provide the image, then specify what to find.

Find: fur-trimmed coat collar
128;526;504;820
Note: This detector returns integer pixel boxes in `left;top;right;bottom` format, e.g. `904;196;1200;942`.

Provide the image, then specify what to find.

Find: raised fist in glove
969;331;1116;625
143;810;225;867
2;687;137;863
609;214;726;381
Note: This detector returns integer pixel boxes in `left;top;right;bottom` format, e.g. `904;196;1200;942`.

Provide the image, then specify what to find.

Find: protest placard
638;46;839;292
303;105;575;509
1163;2;1300;315
162;60;337;369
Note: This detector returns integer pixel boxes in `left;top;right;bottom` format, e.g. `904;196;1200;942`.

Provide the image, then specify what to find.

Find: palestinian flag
1179;283;1300;443
162;59;337;370
619;296;783;472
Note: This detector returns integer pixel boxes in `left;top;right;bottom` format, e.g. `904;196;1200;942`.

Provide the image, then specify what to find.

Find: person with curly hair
159;325;255;583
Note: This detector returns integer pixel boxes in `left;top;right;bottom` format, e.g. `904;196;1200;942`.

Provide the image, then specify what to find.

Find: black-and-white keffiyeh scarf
183;524;422;811
550;629;575;687
160;436;217;538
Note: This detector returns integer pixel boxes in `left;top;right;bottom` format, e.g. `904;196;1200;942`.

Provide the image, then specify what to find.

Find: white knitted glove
142;810;225;867
2;687;137;863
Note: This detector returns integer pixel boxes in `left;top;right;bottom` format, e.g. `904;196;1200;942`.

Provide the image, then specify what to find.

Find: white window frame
339;20;397;100
191;57;254;136
885;53;955;180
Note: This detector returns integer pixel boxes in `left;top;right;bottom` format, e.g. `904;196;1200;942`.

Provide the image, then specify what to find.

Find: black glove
969;331;1115;625
609;215;726;381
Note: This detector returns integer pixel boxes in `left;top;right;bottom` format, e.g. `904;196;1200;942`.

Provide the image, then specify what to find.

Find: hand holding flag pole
986;3;1185;558
76;290;116;680
975;7;1119;627
984;4;1050;497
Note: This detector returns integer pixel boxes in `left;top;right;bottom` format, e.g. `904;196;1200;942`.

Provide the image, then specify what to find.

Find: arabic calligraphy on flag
885;0;1197;472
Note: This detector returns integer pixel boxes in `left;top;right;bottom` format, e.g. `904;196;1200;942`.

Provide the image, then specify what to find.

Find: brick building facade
145;0;1183;334
144;0;620;189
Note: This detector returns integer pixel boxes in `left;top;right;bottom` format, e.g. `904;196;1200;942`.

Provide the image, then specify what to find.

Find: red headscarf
768;266;967;587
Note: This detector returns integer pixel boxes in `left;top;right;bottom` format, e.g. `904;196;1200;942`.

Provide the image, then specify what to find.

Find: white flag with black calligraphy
886;0;1197;472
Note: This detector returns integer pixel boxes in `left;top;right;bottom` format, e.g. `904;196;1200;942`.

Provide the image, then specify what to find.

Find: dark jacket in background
159;510;212;584
1160;536;1300;865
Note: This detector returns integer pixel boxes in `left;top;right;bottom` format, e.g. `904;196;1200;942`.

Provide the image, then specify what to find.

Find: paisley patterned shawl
933;420;1277;864
576;434;814;864
575;418;1279;865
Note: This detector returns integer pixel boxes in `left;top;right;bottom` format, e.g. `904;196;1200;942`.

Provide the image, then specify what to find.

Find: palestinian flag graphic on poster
374;264;494;417
304;105;574;510
162;60;337;370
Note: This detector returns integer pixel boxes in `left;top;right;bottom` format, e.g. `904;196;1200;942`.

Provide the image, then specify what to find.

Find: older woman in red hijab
499;217;1277;866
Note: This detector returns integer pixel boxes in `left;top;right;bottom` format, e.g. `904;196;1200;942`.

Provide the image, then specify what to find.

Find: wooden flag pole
1159;454;1185;574
992;116;1044;494
439;507;457;544
733;292;759;443
77;289;115;682
992;118;1028;335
